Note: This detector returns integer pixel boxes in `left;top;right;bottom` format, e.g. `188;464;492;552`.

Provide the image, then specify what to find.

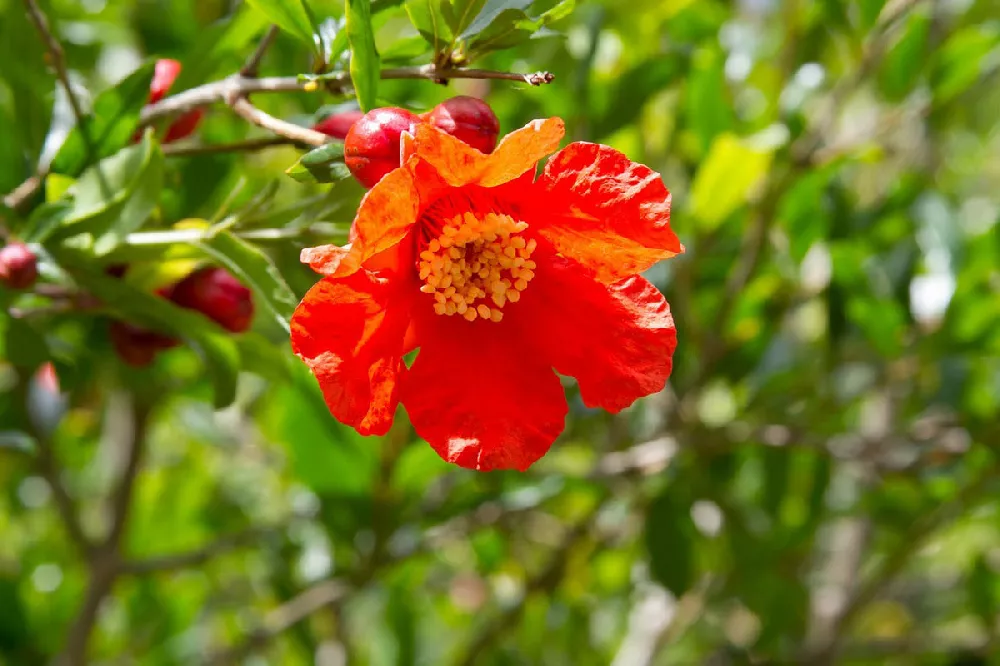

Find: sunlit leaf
689;133;773;230
49;62;156;177
347;0;381;112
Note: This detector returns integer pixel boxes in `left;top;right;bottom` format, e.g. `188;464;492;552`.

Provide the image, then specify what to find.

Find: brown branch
453;514;599;666
23;0;87;128
139;76;312;126
32;427;92;556
228;98;330;147
140;66;554;127
241;25;279;77
58;397;152;666
2;174;42;213
162;136;300;157
205;580;349;665
379;65;555;86
122;524;286;575
804;464;1000;663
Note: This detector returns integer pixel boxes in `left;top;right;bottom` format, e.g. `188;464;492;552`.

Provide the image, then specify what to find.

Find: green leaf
347;0;382;112
1;317;49;370
683;47;734;155
197;230;298;334
405;0;453;53
53;132;164;254
263;361;378;495
49;62;156;177
645;489;697;597
590;56;683;141
689;133;773;230
879;10;930;101
285;143;351;183
931;24;1000;103
21;200;72;243
466;8;533;54
443;0;488;36
465;2;572;57
463;0;533;36
0;576;29;654
245;0;319;50
969;554;997;630
51;256;240;408
170;8;271;93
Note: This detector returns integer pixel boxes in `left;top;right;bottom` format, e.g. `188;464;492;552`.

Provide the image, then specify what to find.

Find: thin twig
229;98;330;146
379;65;555;86
123;524;286;575
22;0;87;127
139;76;312;126
2;174;43;212
124;223;347;247
804;464;1000;663
58;397;152;666
162;136;301;157
205;580;349;665
32;426;92;556
241;25;279;77
139;66;554;127
453;514;599;666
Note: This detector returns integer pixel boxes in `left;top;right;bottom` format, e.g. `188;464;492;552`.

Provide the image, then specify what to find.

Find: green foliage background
1;0;999;664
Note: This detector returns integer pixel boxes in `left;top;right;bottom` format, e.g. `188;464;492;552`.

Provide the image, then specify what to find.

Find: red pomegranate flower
291;118;682;471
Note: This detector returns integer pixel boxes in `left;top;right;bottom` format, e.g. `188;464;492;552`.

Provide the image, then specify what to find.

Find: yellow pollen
416;212;537;322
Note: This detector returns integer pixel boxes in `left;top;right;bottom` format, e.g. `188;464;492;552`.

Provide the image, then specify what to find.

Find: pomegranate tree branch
140;66;554;127
162;136;300;157
58;397;152;666
241;25;279;77
123;524;286;575
228;98;330;147
23;0;87;127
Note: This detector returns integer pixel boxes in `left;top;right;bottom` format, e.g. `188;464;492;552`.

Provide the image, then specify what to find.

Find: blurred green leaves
689;133;773;230
645;487;697;597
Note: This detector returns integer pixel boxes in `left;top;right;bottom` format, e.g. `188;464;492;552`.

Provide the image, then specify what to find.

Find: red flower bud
109;321;178;367
168;267;254;333
344;107;423;188
149;59;182;104
163;109;204;143
0;242;39;290
313;109;364;140
141;59;202;143
424;96;500;154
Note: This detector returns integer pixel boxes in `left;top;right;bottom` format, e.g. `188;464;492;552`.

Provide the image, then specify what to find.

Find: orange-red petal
302;167;420;278
532;142;682;283
401;313;567;471
409;118;564;189
515;256;677;412
290;271;410;436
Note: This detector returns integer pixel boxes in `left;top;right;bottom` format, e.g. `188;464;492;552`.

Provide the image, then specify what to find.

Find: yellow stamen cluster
417;212;537;322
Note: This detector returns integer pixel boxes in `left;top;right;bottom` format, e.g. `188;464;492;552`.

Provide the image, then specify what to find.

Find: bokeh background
2;0;1000;664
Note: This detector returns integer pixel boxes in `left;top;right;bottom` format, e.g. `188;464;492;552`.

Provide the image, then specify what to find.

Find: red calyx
142;59;202;144
109;321;179;368
168;267;254;333
344;107;423;188
0;242;39;290
313;109;364;140
423;96;500;154
150;59;182;103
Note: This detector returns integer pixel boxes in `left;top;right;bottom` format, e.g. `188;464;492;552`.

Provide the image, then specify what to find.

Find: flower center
417;212;537;322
